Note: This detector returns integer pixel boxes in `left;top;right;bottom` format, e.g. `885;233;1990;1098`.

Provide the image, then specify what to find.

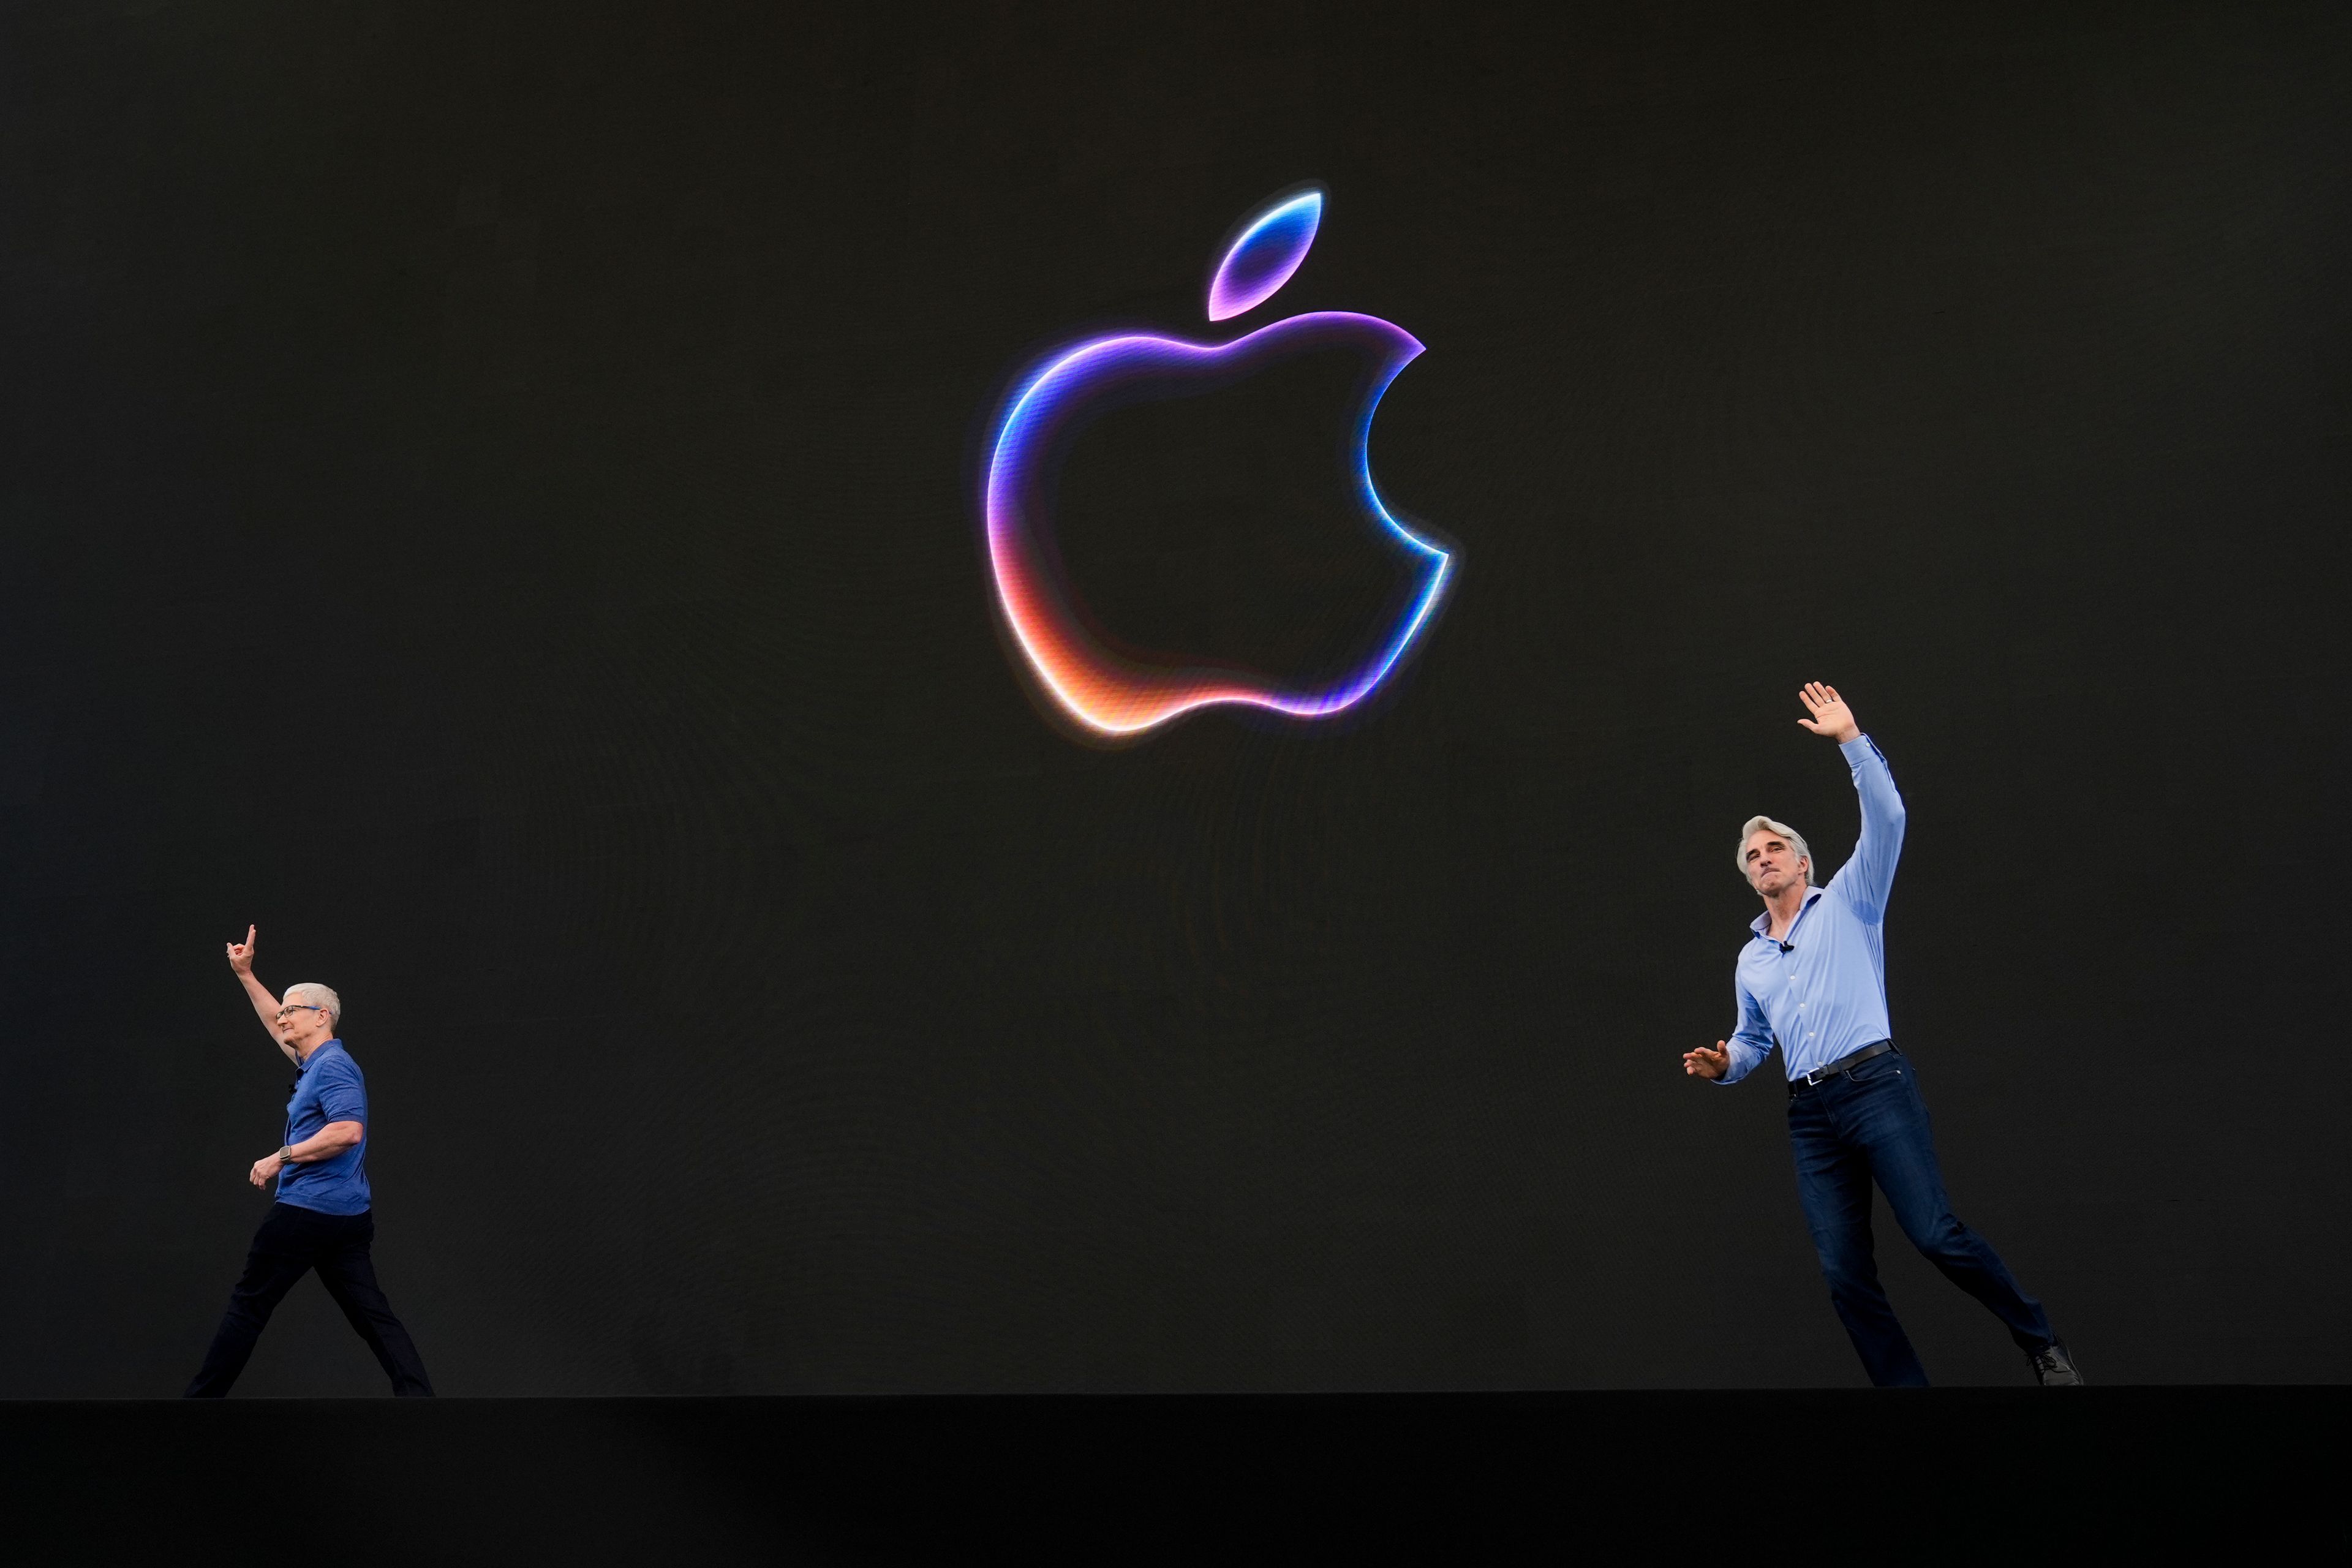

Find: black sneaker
2030;1341;2084;1386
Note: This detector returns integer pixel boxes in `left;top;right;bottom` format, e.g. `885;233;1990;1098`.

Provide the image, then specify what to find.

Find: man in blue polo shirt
184;927;434;1397
1681;684;2081;1387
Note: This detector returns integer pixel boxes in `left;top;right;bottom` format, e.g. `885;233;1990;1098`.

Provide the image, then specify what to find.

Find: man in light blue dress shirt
1683;684;2081;1387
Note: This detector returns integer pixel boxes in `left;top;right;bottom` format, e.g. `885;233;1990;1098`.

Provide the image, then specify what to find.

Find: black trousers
186;1202;434;1398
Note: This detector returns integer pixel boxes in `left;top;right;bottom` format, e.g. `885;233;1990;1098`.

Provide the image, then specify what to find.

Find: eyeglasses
275;1005;330;1022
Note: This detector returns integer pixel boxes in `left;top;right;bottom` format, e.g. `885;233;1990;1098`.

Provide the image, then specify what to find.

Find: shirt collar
296;1038;344;1075
1749;886;1825;938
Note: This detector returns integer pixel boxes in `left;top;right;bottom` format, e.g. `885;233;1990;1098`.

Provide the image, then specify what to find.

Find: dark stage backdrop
1;0;2344;1396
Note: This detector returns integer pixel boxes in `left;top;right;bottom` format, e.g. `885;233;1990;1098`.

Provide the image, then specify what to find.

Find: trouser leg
313;1216;435;1396
185;1208;317;1398
1790;1096;1929;1387
1861;1065;2056;1353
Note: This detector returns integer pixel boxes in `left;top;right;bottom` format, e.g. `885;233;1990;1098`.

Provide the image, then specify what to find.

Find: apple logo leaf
1207;189;1324;322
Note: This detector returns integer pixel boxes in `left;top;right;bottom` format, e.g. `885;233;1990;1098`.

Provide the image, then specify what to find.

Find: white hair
284;981;342;1027
1736;816;1812;884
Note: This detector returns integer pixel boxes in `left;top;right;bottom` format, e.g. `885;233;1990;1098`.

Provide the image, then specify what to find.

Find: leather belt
1787;1040;1896;1095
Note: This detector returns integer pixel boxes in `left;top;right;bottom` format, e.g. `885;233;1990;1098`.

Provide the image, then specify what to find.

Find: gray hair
1736;816;1812;883
284;981;343;1027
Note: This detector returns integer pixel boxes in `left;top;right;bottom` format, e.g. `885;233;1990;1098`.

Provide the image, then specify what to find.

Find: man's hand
227;925;293;1058
248;1152;284;1189
1683;1041;1731;1080
1796;682;1860;744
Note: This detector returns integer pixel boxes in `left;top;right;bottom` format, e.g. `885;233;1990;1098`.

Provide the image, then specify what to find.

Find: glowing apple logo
982;187;1456;738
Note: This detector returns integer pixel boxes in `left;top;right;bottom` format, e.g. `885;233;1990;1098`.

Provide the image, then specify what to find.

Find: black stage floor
3;1389;2335;1561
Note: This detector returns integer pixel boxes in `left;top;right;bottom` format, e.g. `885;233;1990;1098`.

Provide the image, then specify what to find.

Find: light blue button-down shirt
1718;735;1907;1085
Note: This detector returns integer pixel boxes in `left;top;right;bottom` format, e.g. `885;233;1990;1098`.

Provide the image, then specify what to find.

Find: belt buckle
1803;1063;1830;1087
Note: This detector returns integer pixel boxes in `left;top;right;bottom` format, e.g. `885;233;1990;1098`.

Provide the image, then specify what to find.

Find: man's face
1743;829;1808;897
275;1000;334;1049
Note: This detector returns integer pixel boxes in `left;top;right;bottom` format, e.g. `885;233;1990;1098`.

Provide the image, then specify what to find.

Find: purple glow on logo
1207;190;1323;322
982;188;1455;739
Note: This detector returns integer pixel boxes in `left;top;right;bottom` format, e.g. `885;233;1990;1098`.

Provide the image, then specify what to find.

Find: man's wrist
277;1145;295;1165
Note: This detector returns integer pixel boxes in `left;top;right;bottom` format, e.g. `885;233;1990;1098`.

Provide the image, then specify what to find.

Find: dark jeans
1787;1049;2053;1386
186;1202;434;1398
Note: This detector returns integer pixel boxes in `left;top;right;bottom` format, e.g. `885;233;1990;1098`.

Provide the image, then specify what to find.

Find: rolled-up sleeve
1717;978;1777;1085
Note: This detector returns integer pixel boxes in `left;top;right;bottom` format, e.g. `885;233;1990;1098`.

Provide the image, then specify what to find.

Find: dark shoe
2029;1341;2084;1386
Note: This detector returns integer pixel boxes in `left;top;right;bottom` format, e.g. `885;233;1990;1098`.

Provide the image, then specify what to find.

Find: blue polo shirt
277;1038;371;1215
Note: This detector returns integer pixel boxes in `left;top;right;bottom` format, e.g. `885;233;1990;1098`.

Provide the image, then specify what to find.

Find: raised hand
1683;1041;1731;1080
1796;681;1860;744
227;925;258;975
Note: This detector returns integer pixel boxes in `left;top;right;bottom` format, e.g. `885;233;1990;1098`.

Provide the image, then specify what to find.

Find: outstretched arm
226;925;298;1066
1798;683;1905;921
1686;981;1776;1085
